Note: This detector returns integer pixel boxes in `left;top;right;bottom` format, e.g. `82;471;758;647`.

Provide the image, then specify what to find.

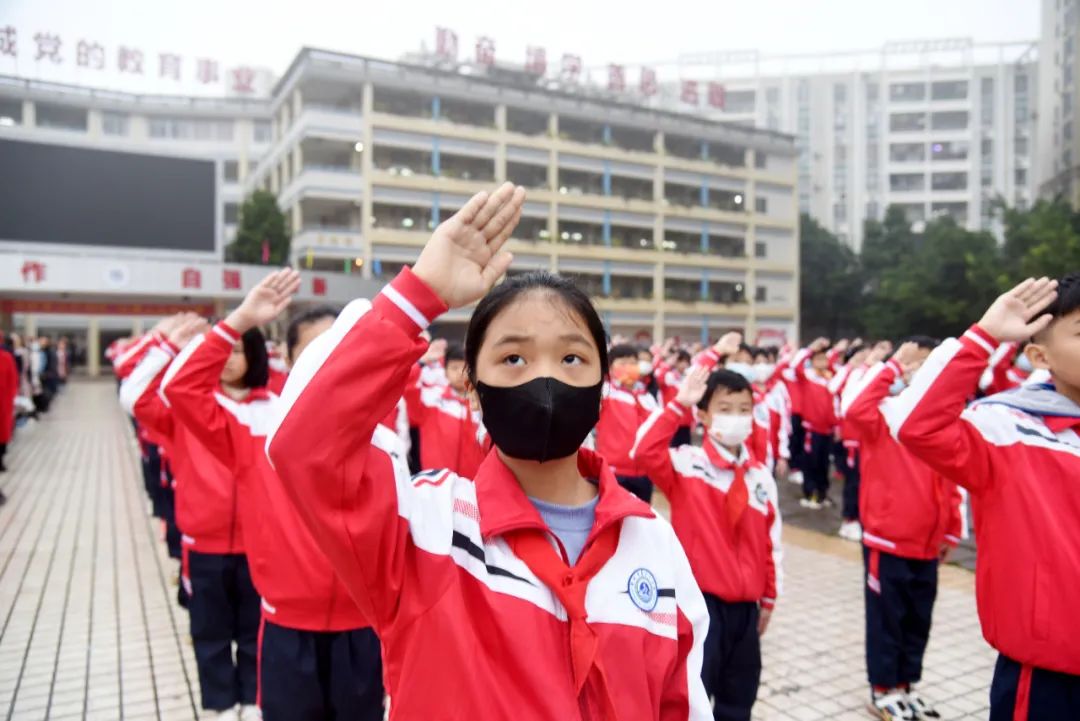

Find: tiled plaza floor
0;380;997;720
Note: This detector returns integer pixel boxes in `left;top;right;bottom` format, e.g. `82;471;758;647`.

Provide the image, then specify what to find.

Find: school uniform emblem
627;568;659;611
754;483;768;504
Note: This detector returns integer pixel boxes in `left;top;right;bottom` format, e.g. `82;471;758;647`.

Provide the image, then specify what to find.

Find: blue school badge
627;568;659;612
754;483;769;504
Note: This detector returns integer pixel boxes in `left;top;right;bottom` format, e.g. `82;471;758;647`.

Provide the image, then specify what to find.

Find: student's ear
1025;342;1051;371
696;408;711;427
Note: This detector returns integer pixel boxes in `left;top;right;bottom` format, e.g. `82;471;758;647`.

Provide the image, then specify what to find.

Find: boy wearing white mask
632;362;783;721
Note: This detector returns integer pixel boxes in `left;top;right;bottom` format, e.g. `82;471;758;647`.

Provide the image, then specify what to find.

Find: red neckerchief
703;438;750;530
475;449;653;719
1044;416;1080;434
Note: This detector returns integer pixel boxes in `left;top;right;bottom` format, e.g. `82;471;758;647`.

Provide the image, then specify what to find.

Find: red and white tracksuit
411;384;487;478
596;382;659;478
265;268;712;720
883;325;1080;676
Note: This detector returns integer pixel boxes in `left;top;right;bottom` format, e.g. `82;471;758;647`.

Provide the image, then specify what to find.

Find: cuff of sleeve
667;400;691;419
885;359;903;377
158;340;180;357
210;321;241;348
374;267;449;336
944;535;961;547
964;325;999;357
760;598;776;610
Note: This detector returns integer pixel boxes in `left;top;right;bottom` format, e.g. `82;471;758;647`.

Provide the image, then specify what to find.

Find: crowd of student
0;331;72;505
102;183;1078;721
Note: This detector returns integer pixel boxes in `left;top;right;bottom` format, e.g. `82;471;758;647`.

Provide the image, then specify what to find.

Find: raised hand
167;314;209;348
713;331;743;358
810;337;831;352
676;365;710;408
978;277;1059;343
833;338;851;355
866;344;891;366
892;341;922;374
153;313;185;338
411;182;526;309
226;268;302;334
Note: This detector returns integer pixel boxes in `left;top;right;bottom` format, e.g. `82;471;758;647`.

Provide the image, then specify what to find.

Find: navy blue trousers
801;431;832;501
259;620;385;721
188;551;260;710
989;655;1080;721
701;595;761;721
834;442;860;521
863;547;938;689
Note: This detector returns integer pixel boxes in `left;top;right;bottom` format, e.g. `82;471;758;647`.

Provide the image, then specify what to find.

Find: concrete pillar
24;314;37;339
360;81;375;279
292;88;303;121
495;105;507;181
132;318;145;336
653;263;666;341
292;203;302;236
87;109;103;138
87;317;101;378
22;100;35;127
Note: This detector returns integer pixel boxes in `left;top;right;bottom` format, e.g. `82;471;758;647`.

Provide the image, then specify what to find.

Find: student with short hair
886;275;1080;721
632;359;782;721
411;340;487;478
596;343;661;503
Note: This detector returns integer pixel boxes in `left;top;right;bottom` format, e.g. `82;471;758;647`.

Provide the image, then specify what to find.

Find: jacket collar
216;384;273;404
476;448;655;543
703;436;748;470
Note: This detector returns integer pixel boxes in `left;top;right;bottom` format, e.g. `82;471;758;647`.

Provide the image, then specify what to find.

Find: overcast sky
1;0;1041;95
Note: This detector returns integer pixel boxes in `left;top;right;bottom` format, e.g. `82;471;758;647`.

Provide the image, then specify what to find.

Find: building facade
249;49;800;343
666;40;1038;251
1037;0;1080;205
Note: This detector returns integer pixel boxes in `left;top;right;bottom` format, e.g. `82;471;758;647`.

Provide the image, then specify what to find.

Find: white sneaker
208;708;240;721
868;690;915;720
239;705;262;721
905;689;941;719
799;497;822;509
788;470;804;485
839;520;863;542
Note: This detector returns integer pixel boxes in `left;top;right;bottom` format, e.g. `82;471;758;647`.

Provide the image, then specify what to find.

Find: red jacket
112;332;160;380
266;268;712;721
654;361;692;430
162;322;368;632
414;384;486;478
843;360;963;560
981;342;1030;396
693;350;773;468
0;349;16;444
596;382;659;477
884;325;1080;675
632;400;781;607
789;348;837;434
122;341;242;554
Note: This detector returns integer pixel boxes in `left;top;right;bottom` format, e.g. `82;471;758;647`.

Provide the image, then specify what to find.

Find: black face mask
475;377;603;463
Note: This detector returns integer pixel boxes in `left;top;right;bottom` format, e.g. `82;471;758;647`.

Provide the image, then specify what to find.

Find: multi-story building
665;39;1038;251
0;74;379;374
1037;0;1080;205
248;49;800;343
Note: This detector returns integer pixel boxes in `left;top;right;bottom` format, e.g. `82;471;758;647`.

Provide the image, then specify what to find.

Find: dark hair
1046;273;1080;322
240;328;270;389
464;271;608;382
901;335;939;351
286;305;340;361
737;343;754;356
811;344;832;357
698;369;753;410
843;343;866;364
608;344;640;364
444;342;466;364
675;350;692;364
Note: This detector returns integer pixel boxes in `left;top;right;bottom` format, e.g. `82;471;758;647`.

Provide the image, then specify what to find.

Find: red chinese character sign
197;58;219;84
561;54;582;83
33;33;61;63
231;66;255;94
160;53;181;80
475;37;495;66
312;277;327;297
681;80;699;105
20;261;45;284
223;269;241;291
0;26;16;58
436;27;458;61
708;82;725;109
608;64;625;93
118;46;144;74
77;40;105;69
181;268;201;290
525;46;546;76
640;67;658;97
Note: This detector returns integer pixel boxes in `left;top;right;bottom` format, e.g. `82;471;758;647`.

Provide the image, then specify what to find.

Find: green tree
798;213;863;340
227;190;291;265
999;197;1080;284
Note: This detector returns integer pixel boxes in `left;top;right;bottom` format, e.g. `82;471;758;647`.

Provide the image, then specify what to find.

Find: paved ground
0;380;998;720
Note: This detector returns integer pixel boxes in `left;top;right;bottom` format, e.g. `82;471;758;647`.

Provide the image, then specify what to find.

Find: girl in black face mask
267;182;712;721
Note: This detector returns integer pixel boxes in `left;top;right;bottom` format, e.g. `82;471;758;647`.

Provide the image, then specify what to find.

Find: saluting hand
167;314;209;348
978;277;1059;343
712;331;743;358
227;268;302;334
412;182;526;309
676;365;710;408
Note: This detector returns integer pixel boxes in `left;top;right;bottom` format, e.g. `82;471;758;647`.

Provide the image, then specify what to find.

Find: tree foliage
798;198;1080;342
227;190;291;265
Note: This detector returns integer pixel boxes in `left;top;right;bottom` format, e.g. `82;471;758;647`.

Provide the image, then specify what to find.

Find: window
511;216;550;242
101;111;129;136
755;197;768;213
506;161;548;189
866;201;879;220
223;160;239;182
665;278;702;303
930;111;968;131
755;241;767;258
890;142;926;162
372;203;434;231
890;173;925;192
253;121;272;143
890;112;927;132
981;77;995;127
833;202;847;223
889;82;926;102
931;202;968;223
931;81;968;101
755;286;768;302
931;141;968;161
148;116;233;141
0;98;22;125
1015;168;1028;186
723;90;756;114
507;107;548;136
834;83;847;103
931;172;967;191
224;202;239;224
439;97;495;128
1015;74;1029;93
898;203;926;223
35;102;87;132
755;151;767;169
1015;137;1030;155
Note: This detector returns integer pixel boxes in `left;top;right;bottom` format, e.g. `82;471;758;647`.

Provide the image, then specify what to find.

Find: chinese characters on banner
640;67;658;96
475;36;495;66
681;80;699;105
181;268;202;290
1;25;258;94
525;46;546;76
561;54;582;84
436;27;458;61
223;269;241;291
608;64;625;93
708;82;726;109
